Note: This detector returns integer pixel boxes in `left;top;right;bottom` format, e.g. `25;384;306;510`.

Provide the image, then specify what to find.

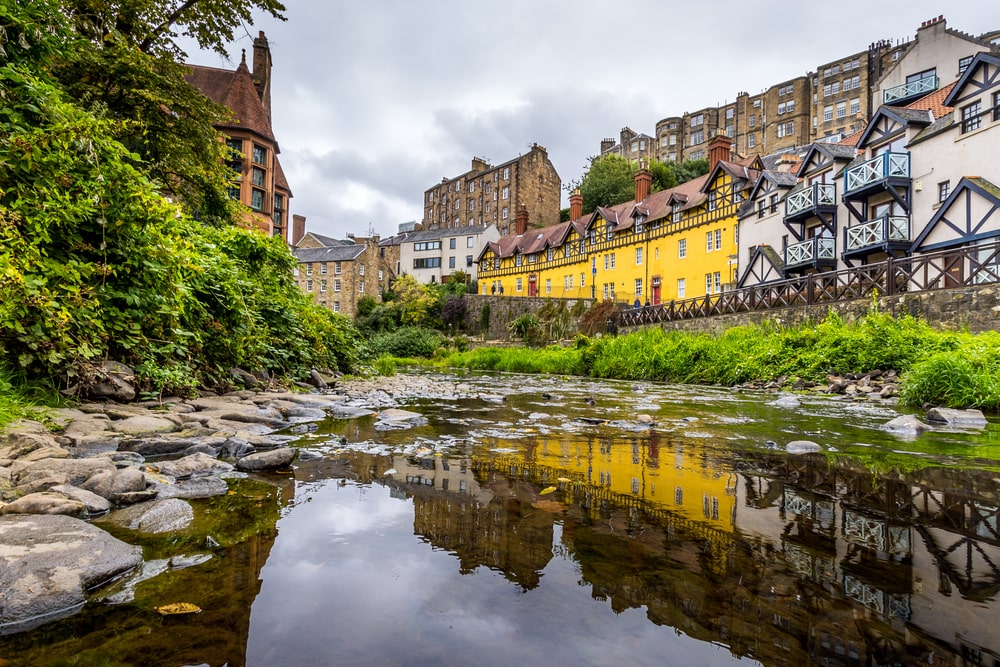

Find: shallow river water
3;370;1000;666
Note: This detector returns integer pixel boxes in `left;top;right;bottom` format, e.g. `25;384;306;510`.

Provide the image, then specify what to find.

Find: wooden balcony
784;236;836;274
785;183;837;223
843;152;910;199
883;75;938;105
843;215;910;260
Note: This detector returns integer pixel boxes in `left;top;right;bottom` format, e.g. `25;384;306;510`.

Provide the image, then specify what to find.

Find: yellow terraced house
478;137;760;304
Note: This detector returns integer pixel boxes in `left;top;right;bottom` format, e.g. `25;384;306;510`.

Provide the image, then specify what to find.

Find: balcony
883;75;939;105
784;236;836;274
843;215;910;260
844;152;910;198
785;183;837;223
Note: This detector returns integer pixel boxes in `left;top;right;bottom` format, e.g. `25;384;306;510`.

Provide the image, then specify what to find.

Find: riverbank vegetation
0;0;366;407
402;307;1000;411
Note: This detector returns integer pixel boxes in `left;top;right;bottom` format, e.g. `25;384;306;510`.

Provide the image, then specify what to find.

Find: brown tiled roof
838;130;863;147
273;155;292;195
186;55;275;142
905;80;956;120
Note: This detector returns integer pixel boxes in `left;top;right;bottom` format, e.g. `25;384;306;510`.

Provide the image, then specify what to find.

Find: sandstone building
421;144;561;237
292;232;394;316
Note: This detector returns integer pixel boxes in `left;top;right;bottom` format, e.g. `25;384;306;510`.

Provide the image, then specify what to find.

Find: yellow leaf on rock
156;602;201;615
539;486;557;495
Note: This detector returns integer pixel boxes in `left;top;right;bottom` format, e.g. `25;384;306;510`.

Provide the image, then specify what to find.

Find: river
2;369;999;666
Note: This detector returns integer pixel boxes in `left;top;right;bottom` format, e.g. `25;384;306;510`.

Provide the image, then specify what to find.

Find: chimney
514;206;529;235
634;161;652;203
600;138;616;154
292;214;306;246
569;189;583;220
252;31;272;122
471;157;489;172
708;135;733;172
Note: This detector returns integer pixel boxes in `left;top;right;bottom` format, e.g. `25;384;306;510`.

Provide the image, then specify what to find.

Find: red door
651;277;661;305
528;275;537;297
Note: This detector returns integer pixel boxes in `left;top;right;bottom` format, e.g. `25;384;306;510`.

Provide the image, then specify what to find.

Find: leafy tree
569;155;711;215
392;275;437;327
0;1;366;393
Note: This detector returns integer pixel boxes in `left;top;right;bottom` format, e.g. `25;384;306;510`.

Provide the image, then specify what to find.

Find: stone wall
620;284;1000;335
463;295;595;340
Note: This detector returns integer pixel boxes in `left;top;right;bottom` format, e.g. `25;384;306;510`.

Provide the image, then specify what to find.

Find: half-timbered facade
478;139;761;304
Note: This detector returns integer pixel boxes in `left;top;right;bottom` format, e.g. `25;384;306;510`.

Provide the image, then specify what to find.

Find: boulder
785;440;822;454
152;453;233;480
148;477;229;499
308;369;328;390
49;484;113;515
110;415;179;436
925;407;988;428
1;492;87;517
80;467;147;501
11;458;116;488
230;368;258;389
883;414;928;435
235;447;296;472
0;515;143;631
87;360;137;402
99;498;194;534
770;395;801;408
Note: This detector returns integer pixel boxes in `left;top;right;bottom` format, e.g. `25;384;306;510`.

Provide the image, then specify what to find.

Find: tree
392;275;438;327
569;155;711;215
51;0;288;222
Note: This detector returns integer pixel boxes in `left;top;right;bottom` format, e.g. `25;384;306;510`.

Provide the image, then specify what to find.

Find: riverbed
2;369;999;666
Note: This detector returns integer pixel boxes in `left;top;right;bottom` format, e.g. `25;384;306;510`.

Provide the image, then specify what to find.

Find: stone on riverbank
148;476;229;499
1;492;87;517
80;467;147;502
152;452;233;480
99;498;194;534
0;515;142;633
235;447;296;472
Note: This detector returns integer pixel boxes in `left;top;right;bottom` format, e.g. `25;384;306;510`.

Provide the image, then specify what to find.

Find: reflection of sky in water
247;478;754;667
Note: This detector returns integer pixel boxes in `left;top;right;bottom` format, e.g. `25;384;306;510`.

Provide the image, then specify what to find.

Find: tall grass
429;309;1000;410
0;365;47;429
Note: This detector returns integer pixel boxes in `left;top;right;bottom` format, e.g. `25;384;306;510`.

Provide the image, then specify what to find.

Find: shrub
371;327;443;358
373;354;397;376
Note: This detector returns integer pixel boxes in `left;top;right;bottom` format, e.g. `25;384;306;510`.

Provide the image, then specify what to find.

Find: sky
184;1;1000;241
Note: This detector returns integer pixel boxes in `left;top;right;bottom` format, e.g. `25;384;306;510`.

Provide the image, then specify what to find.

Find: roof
906;80;957;119
945;53;1000;107
273;155;292;195
186;55;275;143
292;245;366;263
307;232;355;247
402;225;493;244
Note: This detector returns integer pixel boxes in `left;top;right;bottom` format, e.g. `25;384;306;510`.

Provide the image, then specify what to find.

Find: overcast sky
185;2;1000;241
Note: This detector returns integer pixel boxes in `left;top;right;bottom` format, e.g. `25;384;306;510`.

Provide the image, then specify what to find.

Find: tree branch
138;0;200;54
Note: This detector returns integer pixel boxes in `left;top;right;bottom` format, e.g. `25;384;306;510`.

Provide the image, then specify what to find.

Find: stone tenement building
600;17;999;165
186;32;293;242
292;232;394;316
421;143;561;237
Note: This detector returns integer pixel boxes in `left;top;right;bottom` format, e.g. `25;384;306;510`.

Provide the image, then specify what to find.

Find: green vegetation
428;307;1000;411
0;0;366;407
567;154;710;214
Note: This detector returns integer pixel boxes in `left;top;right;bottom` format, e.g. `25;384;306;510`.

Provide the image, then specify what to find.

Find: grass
0;365;61;429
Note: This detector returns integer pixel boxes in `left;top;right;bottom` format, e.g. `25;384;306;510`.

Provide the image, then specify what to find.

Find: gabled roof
304;232;355;247
911;176;1000;252
293;245;366;263
907;80;957;119
704;158;760;192
944;52;1000;107
795;142;857;178
855;105;934;148
186;54;275;143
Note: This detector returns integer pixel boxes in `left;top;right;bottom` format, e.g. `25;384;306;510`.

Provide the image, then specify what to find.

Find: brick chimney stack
569;189;583;220
634;160;652;203
514;205;529;235
252;31;272;122
291;214;306;246
708;135;733;172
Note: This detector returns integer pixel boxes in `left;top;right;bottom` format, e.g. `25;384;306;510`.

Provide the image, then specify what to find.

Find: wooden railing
785;183;837;217
844;215;910;252
844;152;909;194
883;75;938;104
618;239;1000;328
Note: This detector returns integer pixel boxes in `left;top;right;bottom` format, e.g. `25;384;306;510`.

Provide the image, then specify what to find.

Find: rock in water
785;440;821;454
235;447;296;472
0;515;142;632
925;407;988;428
883;414;928;434
99;498;194;534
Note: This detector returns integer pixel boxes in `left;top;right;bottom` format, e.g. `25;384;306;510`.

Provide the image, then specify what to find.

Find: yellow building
477;138;761;304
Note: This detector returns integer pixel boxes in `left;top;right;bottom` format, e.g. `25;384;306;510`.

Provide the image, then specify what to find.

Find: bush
373;354;397;376
370;327;443;358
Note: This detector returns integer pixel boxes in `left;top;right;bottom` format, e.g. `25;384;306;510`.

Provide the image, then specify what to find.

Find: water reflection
2;373;1000;666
